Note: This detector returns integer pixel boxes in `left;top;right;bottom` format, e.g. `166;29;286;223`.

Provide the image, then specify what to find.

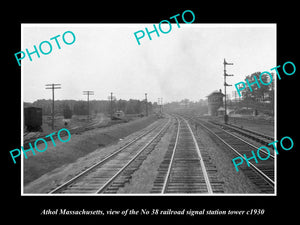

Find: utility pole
45;83;61;130
110;92;113;120
158;98;162;114
145;93;148;116
223;58;234;124
83;91;94;121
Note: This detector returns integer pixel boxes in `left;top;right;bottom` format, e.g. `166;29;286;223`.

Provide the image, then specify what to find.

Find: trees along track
151;116;224;194
191;117;275;193
49;117;171;194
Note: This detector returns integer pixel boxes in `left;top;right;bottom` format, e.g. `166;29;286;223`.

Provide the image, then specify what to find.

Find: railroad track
191;118;275;193
49;117;171;194
151;116;224;194
208;119;274;146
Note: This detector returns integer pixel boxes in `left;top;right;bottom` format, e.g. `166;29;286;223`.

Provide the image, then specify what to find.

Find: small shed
217;107;225;116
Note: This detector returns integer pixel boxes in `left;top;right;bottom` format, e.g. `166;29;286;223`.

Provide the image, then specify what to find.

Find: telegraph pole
158;97;163;114
83;91;94;121
223;58;234;124
110;92;113;120
45;83;61;130
158;98;162;114
145;93;148;116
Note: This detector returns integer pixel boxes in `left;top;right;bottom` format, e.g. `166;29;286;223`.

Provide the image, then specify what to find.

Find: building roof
207;89;225;97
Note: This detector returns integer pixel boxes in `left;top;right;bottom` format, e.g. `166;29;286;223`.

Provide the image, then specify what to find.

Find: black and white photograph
21;24;276;195
4;4;298;223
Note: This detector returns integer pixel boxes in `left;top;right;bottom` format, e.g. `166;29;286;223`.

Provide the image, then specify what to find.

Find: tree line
24;99;155;117
230;72;275;116
238;72;274;103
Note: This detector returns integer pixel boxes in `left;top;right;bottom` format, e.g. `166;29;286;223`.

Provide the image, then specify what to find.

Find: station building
207;89;225;116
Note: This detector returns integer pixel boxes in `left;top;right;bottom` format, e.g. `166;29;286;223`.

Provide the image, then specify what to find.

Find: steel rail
222;121;274;141
96;118;171;193
161;117;180;193
184;118;213;194
161;116;213;194
195;119;275;187
208;121;275;159
49;118;170;194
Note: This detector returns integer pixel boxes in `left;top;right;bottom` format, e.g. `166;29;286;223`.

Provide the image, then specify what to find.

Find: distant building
207;89;225;116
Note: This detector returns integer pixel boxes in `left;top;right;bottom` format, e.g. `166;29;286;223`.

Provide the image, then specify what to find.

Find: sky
22;24;276;103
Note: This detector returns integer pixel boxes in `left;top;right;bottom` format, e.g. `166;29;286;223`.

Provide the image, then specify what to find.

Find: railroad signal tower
45;83;61;130
223;58;234;124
